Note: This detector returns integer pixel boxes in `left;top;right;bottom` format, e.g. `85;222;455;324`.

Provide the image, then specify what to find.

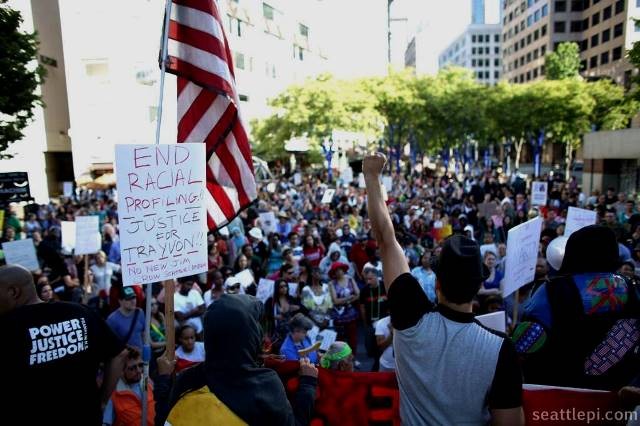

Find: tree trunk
565;142;574;181
514;139;525;171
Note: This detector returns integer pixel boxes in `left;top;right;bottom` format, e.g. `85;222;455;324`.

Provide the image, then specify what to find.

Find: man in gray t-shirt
364;153;524;425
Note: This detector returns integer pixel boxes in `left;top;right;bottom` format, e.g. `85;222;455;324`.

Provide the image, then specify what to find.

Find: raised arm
363;153;409;293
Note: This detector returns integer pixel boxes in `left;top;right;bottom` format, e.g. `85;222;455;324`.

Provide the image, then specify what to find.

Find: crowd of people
1;155;639;425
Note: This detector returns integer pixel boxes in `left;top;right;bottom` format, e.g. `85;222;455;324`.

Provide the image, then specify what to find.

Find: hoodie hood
559;225;618;274
204;294;262;372
328;242;342;256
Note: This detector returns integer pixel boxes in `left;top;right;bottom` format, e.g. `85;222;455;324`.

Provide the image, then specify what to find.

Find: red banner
269;361;624;426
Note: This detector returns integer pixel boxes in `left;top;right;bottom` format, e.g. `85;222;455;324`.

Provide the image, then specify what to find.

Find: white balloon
546;236;569;271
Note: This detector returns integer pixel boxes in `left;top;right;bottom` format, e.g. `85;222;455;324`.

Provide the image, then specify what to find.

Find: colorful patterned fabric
512;321;547;354
572;273;628;316
584;319;640;376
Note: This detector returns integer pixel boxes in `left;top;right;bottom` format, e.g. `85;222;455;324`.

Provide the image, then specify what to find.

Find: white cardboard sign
503;216;543;297
341;167;353;184
288;282;298;298
256;278;274;304
321;189;335;204
2;239;39;271
61;221;76;252
476;311;506;333
115;144;208;286
531;181;548;206
259;212;276;236
381;176;393;194
565;207;597;236
63;181;73;198
74;216;101;255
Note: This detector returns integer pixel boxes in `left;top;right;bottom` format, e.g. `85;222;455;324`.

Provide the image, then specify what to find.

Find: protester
175;324;205;373
173;276;205;337
375;315;395;372
0;264;126;425
320;341;354;372
103;347;155;426
265;278;303;346
107;286;145;350
363;153;524;425
36;280;54;302
203;270;224;307
280;313;319;364
359;267;388;371
150;297;166;358
301;267;333;328
410;250;437;303
329;261;360;362
90;250;120;294
161;295;318;425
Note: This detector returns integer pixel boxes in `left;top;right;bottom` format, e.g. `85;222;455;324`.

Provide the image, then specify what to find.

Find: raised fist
362;153;387;179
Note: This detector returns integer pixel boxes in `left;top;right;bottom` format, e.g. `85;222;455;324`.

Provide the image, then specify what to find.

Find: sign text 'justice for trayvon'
115;144;208;286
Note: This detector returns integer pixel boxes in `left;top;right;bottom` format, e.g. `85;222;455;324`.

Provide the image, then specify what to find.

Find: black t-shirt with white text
0;302;123;425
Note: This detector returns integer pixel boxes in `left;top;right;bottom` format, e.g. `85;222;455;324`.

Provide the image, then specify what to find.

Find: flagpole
142;2;173;426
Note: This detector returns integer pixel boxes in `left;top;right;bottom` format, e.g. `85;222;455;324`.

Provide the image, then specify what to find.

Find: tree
628;23;640;101
0;0;45;158
545;42;581;80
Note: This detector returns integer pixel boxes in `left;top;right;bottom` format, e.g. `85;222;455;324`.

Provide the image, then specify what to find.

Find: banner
115;144;208;286
74;216;101;255
531;182;548;206
503;217;543;297
2;239;39;271
564;207;597;236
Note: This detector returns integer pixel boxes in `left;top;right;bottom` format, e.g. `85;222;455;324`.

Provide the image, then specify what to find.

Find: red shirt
303;245;324;267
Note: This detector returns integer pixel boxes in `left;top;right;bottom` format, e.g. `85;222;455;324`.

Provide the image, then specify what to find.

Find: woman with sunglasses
265;279;304;349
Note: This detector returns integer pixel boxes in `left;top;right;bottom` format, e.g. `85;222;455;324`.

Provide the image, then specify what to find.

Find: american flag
165;0;257;231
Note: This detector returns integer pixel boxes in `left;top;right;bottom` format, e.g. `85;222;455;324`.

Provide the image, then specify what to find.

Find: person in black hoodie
155;294;318;425
518;225;640;390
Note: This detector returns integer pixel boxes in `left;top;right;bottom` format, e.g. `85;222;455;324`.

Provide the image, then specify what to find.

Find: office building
438;24;503;84
501;0;640;84
473;0;487;24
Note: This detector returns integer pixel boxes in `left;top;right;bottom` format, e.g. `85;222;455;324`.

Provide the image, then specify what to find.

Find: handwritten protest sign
2;239;39;271
476;311;506;333
259;212;276;235
531;182;548;206
256;278;274;304
61;221;76;252
322;189;335;204
381;176;393;194
115;144;208;286
503;217;542;297
235;269;254;289
288;282;298;298
63;182;73;198
565;207;597;236
74;216;101;255
293;173;302;186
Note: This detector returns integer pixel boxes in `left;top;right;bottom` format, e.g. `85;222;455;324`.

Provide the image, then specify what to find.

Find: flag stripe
169;0;256;231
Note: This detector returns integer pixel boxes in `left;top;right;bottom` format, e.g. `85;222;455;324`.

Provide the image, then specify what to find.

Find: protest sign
63;182;73;198
565;207;597;236
235;269;254;289
476;311;506;333
341;167;353;185
256;278;274;304
259;212;276;235
381;176;393;194
115;144;208;286
358;173;366;189
503;216;543;297
322;189;335;204
293;173;302;186
317;329;338;352
74;216;101;255
61;221;76;252
531;182;548;206
2;239;39;271
288;282;298;298
480;243;498;258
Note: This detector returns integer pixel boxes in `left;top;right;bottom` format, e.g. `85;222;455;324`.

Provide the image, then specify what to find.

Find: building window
592;12;600;26
527;34;532;44
533;68;539;78
542;4;549;16
263;2;274;20
472;35;477;42
239;94;249;102
582;18;589;30
570;20;582;32
527;52;532;62
234;52;245;70
603;5;612;19
555;21;566;32
478;70;483;79
636;21;640;32
541;65;545;75
542;24;547;36
602;28;611;42
528;15;534;26
533;48;539;58
495;34;500;42
534;9;541;21
571;0;583;10
541;45;547;55
521;20;526;30
472;47;476;54
555;0;566;11
601;51;610;64
614;22;623;37
472;59;477;66
615;0;624;14
485;47;490;54
612;46;622;60
494;70;500;79
299;24;309;38
520;39;526;48
495;58;500;66
495;46;500;54
590;55;598;68
581;39;589;51
298;46;304;60
580;59;587;70
591;34;599;47
526;70;531;80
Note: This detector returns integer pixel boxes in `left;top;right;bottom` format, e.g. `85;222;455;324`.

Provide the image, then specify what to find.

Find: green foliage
545;42;581;80
628;26;640;101
0;0;46;158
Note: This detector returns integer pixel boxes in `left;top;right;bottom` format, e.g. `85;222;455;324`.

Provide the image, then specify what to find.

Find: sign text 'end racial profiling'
115;144;208;286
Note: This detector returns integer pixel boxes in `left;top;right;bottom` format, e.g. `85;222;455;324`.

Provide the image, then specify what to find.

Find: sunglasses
126;362;144;371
